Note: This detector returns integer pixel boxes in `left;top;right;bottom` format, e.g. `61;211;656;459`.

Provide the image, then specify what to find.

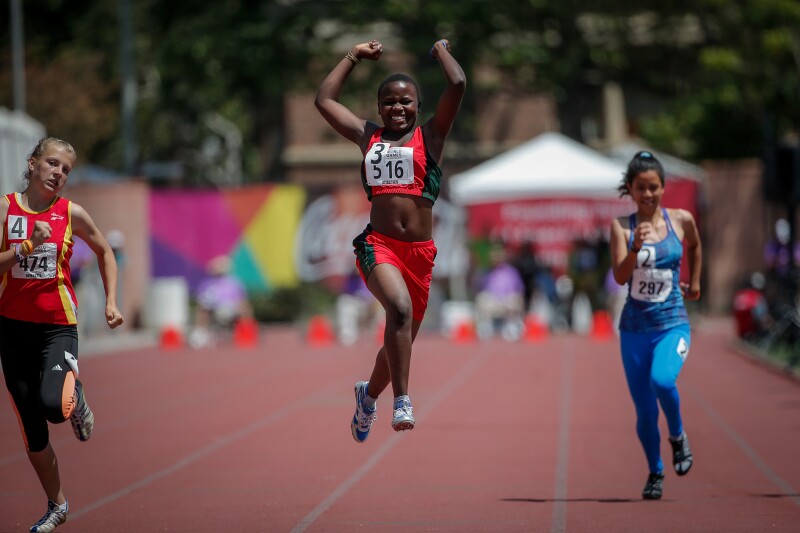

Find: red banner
466;178;700;279
467;197;631;274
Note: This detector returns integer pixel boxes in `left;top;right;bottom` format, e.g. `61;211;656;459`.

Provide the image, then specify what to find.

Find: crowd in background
733;218;800;356
70;221;800;351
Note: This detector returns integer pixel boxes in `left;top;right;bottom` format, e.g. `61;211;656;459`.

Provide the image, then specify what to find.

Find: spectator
764;218;800;321
764;218;800;278
732;272;772;340
336;268;381;345
474;246;526;340
188;256;252;348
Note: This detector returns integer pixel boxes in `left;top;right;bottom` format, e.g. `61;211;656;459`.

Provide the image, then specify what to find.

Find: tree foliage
1;0;798;178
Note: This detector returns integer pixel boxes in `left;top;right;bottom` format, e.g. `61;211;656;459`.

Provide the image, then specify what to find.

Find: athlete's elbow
450;75;467;92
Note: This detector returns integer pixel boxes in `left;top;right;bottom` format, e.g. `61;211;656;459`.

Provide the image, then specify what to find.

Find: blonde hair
23;137;76;181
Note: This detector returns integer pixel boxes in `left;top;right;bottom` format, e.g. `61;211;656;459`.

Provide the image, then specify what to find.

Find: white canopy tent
445;131;702;282
449;132;626;205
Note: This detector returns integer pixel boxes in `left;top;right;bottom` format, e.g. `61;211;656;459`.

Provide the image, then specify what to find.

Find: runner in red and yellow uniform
0;137;124;533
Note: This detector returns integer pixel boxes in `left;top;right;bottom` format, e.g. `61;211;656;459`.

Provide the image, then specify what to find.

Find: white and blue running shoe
30;500;68;532
391;398;415;432
351;381;377;443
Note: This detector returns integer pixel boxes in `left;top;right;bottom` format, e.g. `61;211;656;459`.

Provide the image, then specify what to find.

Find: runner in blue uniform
609;151;702;500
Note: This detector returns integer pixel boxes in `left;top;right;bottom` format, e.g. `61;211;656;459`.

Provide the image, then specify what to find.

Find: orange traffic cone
307;315;335;347
234;317;259;348
591;310;614;341
160;325;184;350
523;315;548;342
452;321;476;343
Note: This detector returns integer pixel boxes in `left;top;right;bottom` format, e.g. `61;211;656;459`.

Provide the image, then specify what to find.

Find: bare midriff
370;194;433;242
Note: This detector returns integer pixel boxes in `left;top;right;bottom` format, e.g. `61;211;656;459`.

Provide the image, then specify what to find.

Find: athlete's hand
30;220;52;248
632;222;653;250
429;39;451;59
106;304;124;329
680;282;701;301
354;40;383;61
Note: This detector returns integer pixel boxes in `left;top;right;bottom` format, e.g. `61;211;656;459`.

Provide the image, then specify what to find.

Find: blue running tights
620;325;690;474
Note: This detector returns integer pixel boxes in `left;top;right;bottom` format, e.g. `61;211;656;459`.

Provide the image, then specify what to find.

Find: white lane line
551;339;574;533
70;388;336;520
290;348;491;533
685;384;800;508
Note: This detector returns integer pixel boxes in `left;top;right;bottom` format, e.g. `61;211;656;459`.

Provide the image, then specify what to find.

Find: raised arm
71;204;124;328
315;40;384;146
423;39;467;160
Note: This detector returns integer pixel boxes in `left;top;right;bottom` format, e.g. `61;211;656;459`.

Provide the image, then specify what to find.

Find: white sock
394;395;410;409
363;394;377;409
50;500;68;512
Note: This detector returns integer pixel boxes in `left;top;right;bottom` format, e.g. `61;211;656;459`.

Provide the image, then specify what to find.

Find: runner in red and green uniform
316;38;466;441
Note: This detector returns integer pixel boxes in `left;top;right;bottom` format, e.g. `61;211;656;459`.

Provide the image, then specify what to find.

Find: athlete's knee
383;299;413;328
40;388;70;424
19;419;49;452
27;437;49;453
650;371;677;394
634;402;659;426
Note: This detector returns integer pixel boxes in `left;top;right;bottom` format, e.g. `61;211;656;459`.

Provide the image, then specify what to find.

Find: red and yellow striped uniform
1;193;78;324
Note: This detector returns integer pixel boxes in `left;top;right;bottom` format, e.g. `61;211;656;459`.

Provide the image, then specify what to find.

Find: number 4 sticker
8;215;27;240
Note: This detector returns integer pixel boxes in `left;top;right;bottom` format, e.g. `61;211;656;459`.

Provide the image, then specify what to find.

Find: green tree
3;0;798;173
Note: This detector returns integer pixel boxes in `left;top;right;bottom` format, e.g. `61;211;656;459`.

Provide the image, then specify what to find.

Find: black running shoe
670;433;693;476
642;472;664;500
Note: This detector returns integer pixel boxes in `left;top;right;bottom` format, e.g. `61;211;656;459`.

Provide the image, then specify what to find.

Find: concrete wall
703;158;767;314
65;180;150;330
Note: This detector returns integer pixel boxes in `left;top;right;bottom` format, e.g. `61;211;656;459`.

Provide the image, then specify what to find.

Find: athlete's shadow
502;497;638;503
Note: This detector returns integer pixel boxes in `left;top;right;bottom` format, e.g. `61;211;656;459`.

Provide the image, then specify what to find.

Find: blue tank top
618;208;689;333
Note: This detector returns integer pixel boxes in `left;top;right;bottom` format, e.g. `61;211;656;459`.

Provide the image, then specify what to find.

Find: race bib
365;143;414;186
631;268;672;303
12;243;58;279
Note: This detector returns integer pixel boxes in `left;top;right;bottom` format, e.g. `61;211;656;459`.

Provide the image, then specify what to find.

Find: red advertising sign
468;197;632;275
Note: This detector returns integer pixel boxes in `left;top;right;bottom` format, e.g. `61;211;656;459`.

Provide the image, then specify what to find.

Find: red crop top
360;126;441;203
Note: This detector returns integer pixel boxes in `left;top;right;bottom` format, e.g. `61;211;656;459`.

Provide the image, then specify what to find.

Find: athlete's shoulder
666;208;695;225
360;122;382;151
612;213;634;229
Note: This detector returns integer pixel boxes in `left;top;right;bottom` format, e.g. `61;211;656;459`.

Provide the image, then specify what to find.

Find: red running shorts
352;225;437;322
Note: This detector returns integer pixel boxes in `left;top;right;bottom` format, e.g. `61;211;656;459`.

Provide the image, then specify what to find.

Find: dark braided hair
618;151;665;197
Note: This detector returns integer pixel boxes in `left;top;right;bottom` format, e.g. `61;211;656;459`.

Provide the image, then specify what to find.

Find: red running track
1;318;799;532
